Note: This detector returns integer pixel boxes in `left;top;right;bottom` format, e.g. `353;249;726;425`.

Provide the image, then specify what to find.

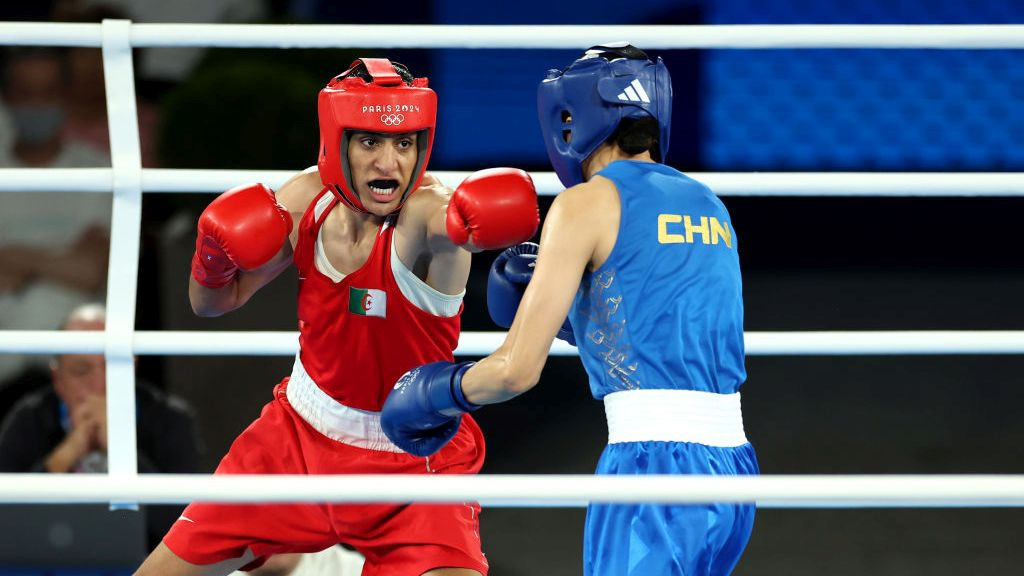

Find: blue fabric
703;0;1024;171
570;161;756;575
584;442;759;576
569;160;747;399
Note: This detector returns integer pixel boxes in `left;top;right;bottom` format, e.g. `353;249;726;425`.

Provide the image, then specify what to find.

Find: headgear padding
318;58;437;213
537;43;672;188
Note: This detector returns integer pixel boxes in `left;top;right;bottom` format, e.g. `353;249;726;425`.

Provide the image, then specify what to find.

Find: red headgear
317;58;437;213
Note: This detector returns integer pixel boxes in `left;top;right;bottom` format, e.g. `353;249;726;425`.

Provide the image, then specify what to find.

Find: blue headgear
537;43;672;188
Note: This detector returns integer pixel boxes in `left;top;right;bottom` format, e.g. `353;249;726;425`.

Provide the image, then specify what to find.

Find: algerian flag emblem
349;287;387;318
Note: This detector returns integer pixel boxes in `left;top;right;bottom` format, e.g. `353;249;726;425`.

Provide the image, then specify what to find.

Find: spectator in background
59;0;269;84
0;303;204;547
0;47;110;168
60;2;162;167
0;46;111;389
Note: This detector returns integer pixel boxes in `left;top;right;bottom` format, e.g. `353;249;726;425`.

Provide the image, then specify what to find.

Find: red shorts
164;379;488;575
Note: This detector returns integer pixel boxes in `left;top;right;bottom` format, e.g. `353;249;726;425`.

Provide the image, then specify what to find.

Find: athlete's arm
461;177;618;404
381;178;612;455
393;176;473;297
188;170;317;316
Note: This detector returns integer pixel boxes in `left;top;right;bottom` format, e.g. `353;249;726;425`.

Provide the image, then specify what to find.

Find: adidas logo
616;79;650;103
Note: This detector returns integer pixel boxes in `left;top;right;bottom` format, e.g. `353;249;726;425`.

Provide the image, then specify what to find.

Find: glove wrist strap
191;251;236;289
427;361;479;415
449;361;480;413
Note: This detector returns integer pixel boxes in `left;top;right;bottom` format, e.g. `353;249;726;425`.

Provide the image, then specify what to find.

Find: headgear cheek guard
537;44;672;188
318;58;437;213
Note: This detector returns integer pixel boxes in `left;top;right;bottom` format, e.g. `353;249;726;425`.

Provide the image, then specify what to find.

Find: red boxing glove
445;168;539;250
190;183;293;288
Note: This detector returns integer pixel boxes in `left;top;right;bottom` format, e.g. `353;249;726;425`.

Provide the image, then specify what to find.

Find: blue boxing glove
381;361;479;457
487;242;538;328
487;242;576;346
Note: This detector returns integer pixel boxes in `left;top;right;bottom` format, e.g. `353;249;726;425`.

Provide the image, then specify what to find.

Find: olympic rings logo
380;114;405;126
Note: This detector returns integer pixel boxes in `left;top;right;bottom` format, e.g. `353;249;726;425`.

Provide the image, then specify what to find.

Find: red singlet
164;189;487;575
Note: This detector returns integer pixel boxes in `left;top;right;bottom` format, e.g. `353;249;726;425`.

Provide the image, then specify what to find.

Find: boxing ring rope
3;168;1024;197
4;22;1024;49
1;20;1023;508
4;330;1024;357
3;473;1024;508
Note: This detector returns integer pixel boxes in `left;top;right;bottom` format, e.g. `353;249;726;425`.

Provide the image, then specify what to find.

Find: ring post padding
101;19;143;509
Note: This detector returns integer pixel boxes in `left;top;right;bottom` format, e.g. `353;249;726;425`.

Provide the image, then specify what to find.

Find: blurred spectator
0;303;204;547
229;546;365;576
70;0;269;82
60;2;162;167
0;47;109;168
0;46;111;386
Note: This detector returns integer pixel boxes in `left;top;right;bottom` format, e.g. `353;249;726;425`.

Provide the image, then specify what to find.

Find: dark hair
1;47;68;88
610;117;662;162
62;3;130;22
338;60;415;85
587;43;650;63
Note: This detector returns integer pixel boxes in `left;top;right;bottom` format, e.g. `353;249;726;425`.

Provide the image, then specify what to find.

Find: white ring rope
2;22;1022;509
1;169;1023;197
3;330;1024;357
1;473;1023;508
3;23;1024;49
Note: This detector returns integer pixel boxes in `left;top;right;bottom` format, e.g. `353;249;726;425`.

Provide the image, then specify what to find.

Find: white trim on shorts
603;388;748;447
286;354;404;453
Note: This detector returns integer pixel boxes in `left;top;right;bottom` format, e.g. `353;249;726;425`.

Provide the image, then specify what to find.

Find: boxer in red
134;58;539;576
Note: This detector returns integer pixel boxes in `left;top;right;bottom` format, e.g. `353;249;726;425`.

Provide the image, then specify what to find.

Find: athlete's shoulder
555;176;618;213
402;174;450;214
275;166;324;215
547;177;620;245
650;164;710;192
394;173;451;238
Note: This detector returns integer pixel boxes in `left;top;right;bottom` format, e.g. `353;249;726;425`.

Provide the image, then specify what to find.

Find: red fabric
293;190;461;410
445;168;539;249
166;190;484;573
164;380;488;574
317;60;436;213
191;183;293;288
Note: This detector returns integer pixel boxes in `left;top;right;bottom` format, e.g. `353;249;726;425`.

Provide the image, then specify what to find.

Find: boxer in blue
382;43;759;576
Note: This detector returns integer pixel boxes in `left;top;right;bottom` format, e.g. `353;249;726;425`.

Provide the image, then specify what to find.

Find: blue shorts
584;441;759;576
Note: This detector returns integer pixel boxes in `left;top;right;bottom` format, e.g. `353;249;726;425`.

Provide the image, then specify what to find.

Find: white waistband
603;389;748;448
286;355;404;453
